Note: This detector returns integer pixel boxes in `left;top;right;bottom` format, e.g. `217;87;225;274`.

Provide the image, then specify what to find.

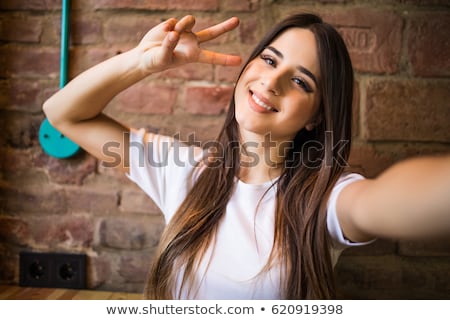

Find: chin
236;121;270;138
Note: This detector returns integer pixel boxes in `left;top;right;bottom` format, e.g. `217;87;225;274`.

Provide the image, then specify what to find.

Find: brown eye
260;54;276;67
292;77;313;93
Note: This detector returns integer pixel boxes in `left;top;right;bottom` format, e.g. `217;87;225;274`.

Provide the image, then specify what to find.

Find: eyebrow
266;46;318;86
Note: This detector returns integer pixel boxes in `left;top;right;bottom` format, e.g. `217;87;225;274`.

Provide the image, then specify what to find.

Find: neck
237;130;293;184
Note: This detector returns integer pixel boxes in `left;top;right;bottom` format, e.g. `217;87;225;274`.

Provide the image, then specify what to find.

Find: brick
400;257;450;294
120;188;161;215
0;147;34;173
103;15;161;45
0;216;30;246
98;216;164;249
0;244;18;282
399;237;450;257
0;185;67;215
118;251;154;283
184;120;225;142
66;188;119;214
402;0;450;4
1;169;49;187
33;149;97;185
168;0;219;11
336;256;450;299
86;254;111;289
222;0;260;12
407;13;450;77
0;79;49;113
96;0;218;11
89;251;133;291
0;112;42;148
239;17;260;44
0;45;59;78
216;65;242;83
351;141;450;179
97;162;133;184
72;0;95;10
0;80;7;108
70;14;103;45
46;12;99;46
0;0;61;10
0;15;43;43
158;63;214;82
161;115;226;143
322;9;403;74
30;214;94;248
185;86;233;115
8;79;42;112
348;143;398;178
39;84;59;109
40;14;62;46
94;0;168;10
364;79;450;142
335;256;403;290
352;79;360;138
115;83;176;115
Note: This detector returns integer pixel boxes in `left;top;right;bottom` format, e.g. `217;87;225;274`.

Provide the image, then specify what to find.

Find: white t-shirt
127;128;372;299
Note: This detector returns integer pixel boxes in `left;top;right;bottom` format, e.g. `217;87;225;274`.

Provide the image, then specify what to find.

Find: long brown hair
145;13;354;299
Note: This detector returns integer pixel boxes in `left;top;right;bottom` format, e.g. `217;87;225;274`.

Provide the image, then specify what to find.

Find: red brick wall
0;0;449;298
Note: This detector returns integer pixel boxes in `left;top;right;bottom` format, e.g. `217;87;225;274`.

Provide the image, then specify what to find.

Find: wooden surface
0;285;143;300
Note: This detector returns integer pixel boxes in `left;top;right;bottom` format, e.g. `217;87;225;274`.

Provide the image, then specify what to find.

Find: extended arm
337;155;450;242
43;16;241;172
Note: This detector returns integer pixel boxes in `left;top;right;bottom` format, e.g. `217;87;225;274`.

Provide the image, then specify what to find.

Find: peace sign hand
137;15;242;73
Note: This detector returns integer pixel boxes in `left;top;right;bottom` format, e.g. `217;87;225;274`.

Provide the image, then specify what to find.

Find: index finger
196;17;240;43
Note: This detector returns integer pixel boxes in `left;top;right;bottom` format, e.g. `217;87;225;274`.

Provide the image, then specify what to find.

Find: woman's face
234;28;321;142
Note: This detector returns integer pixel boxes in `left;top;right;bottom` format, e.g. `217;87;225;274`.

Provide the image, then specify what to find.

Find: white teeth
252;93;275;111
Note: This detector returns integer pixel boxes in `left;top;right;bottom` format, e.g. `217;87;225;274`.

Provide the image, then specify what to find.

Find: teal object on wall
39;119;80;158
39;0;80;158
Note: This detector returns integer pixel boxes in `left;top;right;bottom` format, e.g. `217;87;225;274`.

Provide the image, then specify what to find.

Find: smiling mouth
250;91;278;112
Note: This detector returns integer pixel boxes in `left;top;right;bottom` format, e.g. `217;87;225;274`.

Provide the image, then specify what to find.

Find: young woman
43;13;450;299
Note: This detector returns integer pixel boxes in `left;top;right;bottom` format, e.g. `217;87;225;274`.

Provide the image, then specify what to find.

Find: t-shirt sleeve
327;173;376;250
125;128;203;221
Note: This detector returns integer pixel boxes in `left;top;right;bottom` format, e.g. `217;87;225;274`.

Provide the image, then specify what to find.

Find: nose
260;68;285;96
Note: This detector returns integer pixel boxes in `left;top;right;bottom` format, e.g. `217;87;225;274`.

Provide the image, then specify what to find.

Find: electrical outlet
20;252;86;289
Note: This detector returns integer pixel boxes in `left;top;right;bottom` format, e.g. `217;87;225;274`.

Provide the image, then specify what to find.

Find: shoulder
334;172;376;243
334;173;365;191
327;173;376;245
130;128;204;163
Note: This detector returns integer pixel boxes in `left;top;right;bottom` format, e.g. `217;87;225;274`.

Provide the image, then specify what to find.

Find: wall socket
20;252;86;289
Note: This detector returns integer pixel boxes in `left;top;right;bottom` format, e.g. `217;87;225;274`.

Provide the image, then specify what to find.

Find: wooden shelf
0;285;143;300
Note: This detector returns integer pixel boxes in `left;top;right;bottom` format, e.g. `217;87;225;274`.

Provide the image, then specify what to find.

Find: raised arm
43;16;241;172
337;155;450;242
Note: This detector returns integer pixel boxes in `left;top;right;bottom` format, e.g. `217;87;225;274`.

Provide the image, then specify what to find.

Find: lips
248;91;278;113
